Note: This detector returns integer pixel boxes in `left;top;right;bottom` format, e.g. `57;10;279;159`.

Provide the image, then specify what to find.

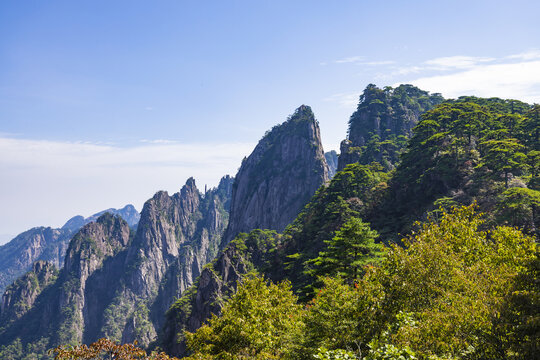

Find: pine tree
310;217;382;282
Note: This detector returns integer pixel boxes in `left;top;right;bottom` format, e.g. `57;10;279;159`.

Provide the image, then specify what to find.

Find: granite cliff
0;205;140;297
0;178;232;353
222;105;329;246
160;105;330;356
0;260;58;325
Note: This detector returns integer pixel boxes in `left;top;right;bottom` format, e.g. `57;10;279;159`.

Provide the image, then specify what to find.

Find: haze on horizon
1;0;539;244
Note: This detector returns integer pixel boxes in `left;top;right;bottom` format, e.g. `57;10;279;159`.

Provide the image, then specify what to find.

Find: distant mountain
0;178;232;353
0;205;140;297
325;150;338;178
62;204;140;231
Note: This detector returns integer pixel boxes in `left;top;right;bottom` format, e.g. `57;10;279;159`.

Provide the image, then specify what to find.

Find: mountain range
0;84;538;359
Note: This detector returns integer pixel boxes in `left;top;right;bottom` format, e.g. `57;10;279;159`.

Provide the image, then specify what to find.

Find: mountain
160;230;279;356
160;105;330;356
62;205;140;232
0;205;140;297
0;177;232;355
158;93;539;359
338;84;444;171
325;150;338;178
222;105;329;246
0;260;58;325
1;88;538;360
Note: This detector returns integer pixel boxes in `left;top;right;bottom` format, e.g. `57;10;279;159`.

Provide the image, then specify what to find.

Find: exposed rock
159;105;330;356
0;227;70;297
222;105;329;246
0;261;58;324
160;230;279;357
337;84;443;171
0;178;231;352
97;177;231;346
325;150;338;178
0;205;140;297
55;213;131;345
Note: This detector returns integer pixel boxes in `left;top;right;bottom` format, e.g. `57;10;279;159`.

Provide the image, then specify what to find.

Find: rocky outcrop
337;84;444;171
0;214;131;350
0;227;70;297
0;261;58;324
159;106;330;356
0;178;231;353
222;105;329;246
0;205;140;297
96;177;232;346
160;230;279;357
55;213;131;345
325;150;338;178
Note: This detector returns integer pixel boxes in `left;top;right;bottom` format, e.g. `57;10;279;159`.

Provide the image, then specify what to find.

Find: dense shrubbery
182;206;537;360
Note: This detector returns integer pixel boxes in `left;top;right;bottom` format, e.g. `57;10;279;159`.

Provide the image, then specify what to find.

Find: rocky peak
89;177;232;346
62;205;141;231
0;227;70;297
337;84;444;171
222;105;329;245
63;213;130;277
0;260;58;324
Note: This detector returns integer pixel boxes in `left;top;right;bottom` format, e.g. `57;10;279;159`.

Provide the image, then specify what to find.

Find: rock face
160;230;279;357
325;150;338;178
0;214;131;350
0;178;231;353
160;106;330;356
99;177;232;346
337;84;444;171
222;105;329;245
161;241;250;356
0;261;58;324
0;205;140;297
0;227;71;298
55;213;132;345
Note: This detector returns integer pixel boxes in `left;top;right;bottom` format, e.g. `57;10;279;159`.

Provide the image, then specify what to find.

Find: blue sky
1;0;540;243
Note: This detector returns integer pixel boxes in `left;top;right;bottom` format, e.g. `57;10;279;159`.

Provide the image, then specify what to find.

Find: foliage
495;249;540;359
50;338;178;360
377;97;537;238
344;84;444;170
495;187;540;236
184;274;303;360
373;205;536;359
313;348;357;360
308;217;382;282
302;276;383;357
282;162;389;298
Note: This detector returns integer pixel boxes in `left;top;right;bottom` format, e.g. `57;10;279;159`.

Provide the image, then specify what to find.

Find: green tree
480;137;528;187
374;205;536;359
496;250;540;359
496;187;540;236
302;276;383;358
184;274;304;360
309;217;382;282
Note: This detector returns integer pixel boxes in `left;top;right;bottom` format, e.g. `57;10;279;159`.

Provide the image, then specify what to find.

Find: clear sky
1;0;540;243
